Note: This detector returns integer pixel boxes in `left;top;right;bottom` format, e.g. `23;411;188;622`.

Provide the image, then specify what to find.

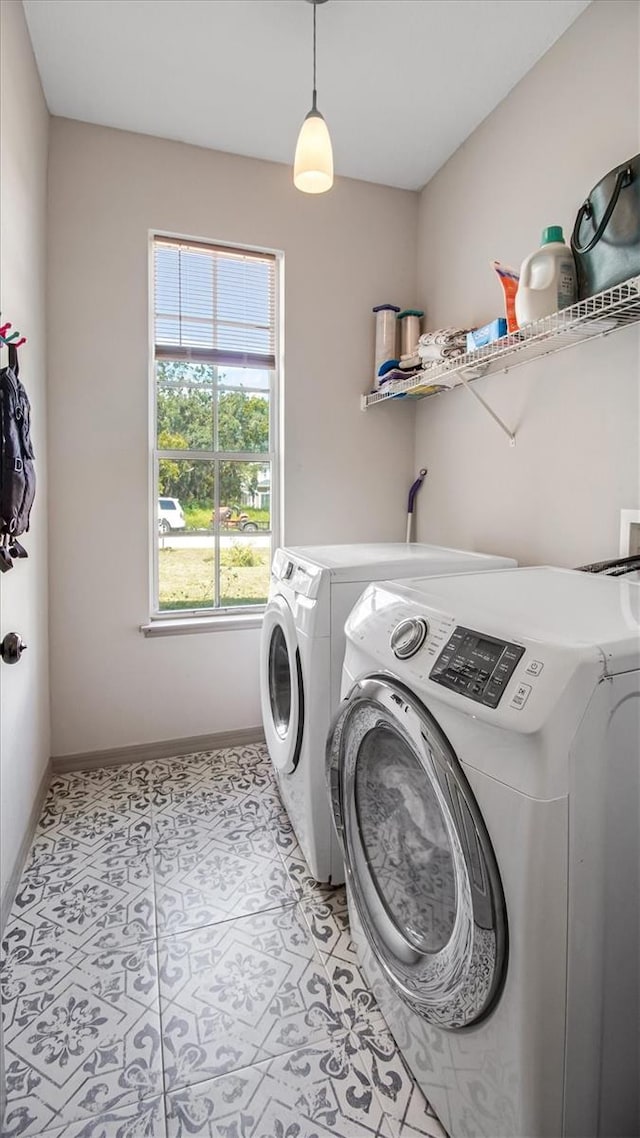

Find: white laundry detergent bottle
515;226;577;325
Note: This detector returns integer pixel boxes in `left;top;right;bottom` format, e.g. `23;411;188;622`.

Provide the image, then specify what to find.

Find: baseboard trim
51;726;266;774
1;758;51;936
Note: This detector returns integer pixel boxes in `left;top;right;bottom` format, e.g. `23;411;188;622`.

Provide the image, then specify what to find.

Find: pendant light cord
312;0;317;111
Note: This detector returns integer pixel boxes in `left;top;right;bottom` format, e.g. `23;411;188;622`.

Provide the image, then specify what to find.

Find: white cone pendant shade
294;107;334;194
294;0;333;194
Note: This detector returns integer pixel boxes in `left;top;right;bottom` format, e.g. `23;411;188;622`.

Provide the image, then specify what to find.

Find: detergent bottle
515;226;577;325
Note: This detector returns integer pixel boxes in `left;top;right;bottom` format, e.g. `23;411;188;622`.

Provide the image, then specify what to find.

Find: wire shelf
362;277;640;427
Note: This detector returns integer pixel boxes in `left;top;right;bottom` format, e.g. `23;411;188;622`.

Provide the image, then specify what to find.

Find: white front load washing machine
327;566;639;1138
259;544;516;884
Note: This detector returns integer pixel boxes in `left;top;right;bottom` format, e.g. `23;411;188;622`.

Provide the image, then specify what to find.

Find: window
151;235;280;619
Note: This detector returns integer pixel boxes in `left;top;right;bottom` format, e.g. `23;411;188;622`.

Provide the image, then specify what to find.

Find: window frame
148;231;283;625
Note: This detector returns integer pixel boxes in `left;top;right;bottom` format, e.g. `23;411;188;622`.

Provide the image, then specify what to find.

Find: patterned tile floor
1;745;446;1138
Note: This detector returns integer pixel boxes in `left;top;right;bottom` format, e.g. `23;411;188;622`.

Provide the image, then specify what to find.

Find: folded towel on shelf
377;361;459;393
378;366;420;386
399;354;421;369
377;358;400;377
418;327;470;363
418;327;469;348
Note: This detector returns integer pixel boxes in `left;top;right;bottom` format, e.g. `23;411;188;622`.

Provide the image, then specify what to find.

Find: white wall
47;121;418;757
413;0;640;567
0;0;50;898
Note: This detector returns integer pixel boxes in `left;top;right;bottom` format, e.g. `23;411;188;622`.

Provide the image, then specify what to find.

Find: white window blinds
154;236;276;369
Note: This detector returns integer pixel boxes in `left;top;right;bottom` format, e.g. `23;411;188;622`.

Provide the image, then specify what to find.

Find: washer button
482;682;504;706
525;660;544;676
510;682;532;709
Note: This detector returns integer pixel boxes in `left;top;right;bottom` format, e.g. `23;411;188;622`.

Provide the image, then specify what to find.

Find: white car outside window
158;497;186;533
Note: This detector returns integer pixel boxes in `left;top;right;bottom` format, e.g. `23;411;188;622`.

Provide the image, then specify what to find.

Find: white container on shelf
372;304;400;383
515;225;577;326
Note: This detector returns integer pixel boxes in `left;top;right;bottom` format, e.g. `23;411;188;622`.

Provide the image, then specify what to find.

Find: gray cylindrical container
398;309;424;357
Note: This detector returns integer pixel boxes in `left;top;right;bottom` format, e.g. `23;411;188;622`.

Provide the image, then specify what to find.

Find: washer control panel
390;617;429;659
430;625;524;708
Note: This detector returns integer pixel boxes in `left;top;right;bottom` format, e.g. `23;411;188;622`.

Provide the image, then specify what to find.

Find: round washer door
260;594;305;775
327;674;507;1029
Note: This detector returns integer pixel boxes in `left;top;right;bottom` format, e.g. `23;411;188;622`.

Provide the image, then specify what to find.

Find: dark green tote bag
571;155;640;299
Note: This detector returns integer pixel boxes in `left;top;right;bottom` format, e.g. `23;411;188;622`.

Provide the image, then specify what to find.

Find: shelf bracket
457;370;516;446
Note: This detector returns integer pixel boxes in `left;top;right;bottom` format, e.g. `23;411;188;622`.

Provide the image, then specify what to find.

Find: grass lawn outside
182;505;212;531
159;544;270;609
182;504;270;531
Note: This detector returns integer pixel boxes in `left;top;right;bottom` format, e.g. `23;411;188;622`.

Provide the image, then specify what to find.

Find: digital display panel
430;625;524;707
457;632;504;672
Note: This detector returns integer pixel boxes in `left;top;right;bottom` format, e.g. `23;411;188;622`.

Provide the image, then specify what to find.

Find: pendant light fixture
294;0;334;194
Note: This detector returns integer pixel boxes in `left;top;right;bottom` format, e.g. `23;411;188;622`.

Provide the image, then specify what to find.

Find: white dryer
327;566;639;1138
259;544;515;884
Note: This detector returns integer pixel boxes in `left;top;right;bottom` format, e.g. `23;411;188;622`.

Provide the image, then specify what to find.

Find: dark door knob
1;632;27;664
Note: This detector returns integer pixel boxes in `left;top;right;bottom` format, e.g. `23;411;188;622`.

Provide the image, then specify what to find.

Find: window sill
140;612;264;638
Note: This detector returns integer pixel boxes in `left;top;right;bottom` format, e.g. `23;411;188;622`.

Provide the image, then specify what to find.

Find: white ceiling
24;0;590;190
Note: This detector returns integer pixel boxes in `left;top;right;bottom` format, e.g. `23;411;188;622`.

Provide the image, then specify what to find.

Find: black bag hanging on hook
0;344;36;571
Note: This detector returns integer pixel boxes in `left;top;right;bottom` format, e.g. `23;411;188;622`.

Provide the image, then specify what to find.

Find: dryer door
327;674;507;1029
260;594;305;776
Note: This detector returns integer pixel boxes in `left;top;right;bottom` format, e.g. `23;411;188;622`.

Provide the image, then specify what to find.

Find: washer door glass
269;623;292;739
328;674;508;1029
260;596;305;776
355;724;456;955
